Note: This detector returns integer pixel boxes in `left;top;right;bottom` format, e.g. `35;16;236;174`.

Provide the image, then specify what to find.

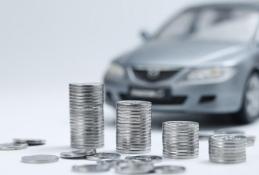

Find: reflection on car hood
117;39;246;67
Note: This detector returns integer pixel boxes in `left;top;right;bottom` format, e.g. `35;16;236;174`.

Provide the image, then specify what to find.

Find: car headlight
181;66;235;83
105;63;125;80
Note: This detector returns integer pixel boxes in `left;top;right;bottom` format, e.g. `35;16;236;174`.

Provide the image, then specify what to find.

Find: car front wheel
234;72;259;124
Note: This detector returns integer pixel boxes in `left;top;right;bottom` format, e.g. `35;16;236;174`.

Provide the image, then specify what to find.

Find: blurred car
104;2;259;124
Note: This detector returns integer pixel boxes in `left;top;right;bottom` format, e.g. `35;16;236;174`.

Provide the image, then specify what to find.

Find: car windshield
155;7;259;43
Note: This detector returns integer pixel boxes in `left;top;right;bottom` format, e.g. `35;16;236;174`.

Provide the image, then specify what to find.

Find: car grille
133;68;181;82
120;94;187;105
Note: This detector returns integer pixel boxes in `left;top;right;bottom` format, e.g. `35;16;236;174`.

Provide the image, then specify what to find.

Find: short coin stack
163;121;199;159
69;83;104;149
116;100;152;154
209;134;247;164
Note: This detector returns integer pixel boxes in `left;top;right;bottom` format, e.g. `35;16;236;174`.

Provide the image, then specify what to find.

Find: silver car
104;2;259;124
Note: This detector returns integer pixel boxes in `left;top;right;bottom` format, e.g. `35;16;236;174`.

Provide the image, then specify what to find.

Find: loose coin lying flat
97;159;122;168
125;155;163;163
21;155;59;164
115;160;154;174
154;165;186;174
86;152;121;161
0;143;28;151
13;139;46;146
72;164;111;173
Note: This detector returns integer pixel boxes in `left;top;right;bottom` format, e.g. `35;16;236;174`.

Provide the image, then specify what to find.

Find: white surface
0;100;258;175
0;0;259;174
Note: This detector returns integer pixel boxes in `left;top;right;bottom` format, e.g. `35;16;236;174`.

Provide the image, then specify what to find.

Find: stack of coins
69;83;104;149
162;121;199;159
116;100;152;154
209;134;247;164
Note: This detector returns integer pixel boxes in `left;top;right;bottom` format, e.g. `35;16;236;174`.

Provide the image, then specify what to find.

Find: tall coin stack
116;100;152;154
209;134;247;164
69;83;104;149
163;121;199;159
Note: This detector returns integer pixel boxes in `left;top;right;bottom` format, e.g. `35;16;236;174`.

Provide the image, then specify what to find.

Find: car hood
116;39;247;67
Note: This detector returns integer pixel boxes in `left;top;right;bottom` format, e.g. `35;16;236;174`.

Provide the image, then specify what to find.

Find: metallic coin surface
214;129;245;135
97;159;123;168
72;164;110;173
13;139;46;146
74;149;96;156
116;100;152;154
0;143;28;151
21;155;59;164
115;160;154;174
86;152;121;161
155;165;186;174
163;121;199;159
69;83;104;149
214;129;255;147
125;155;163;163
60;151;86;159
209;134;247;164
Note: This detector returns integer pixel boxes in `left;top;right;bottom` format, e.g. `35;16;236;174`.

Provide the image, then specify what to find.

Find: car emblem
147;69;160;79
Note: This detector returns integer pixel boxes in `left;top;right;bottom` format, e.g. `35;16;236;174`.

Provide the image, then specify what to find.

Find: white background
0;0;258;174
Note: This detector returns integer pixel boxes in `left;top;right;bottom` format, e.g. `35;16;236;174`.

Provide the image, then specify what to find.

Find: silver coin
60;151;86;159
214;129;245;135
86;152;121;161
13;139;46;146
154;165;186;174
125;155;163;163
21;155;59;164
115;160;154;174
0;143;28;151
72;164;110;173
97;159;123;168
74;149;96;156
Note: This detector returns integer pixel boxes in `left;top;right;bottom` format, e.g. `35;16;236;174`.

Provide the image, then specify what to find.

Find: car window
155;7;259;43
192;9;259;42
156;11;196;40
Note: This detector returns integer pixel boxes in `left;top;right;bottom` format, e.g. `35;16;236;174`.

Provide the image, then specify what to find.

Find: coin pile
163;121;199;159
116;100;152;154
69;83;104;149
209;134;247;164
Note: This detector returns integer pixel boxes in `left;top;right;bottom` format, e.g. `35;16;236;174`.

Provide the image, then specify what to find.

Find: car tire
233;72;259;124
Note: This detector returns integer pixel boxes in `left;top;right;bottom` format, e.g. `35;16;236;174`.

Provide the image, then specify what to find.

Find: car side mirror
140;30;152;41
